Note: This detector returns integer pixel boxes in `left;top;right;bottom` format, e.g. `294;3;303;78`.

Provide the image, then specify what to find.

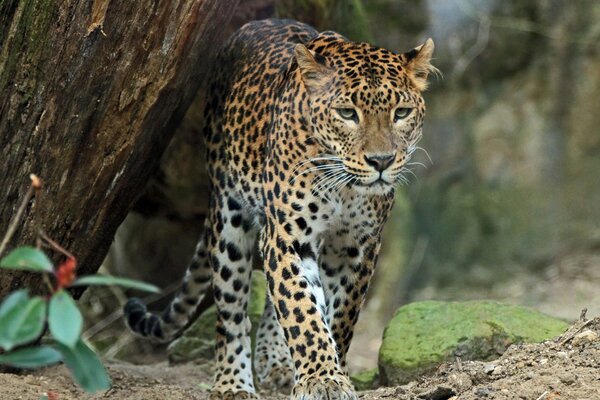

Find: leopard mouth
352;174;394;187
339;164;395;188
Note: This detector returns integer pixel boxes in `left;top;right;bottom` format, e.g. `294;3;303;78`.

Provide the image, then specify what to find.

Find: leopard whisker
291;156;343;175
407;161;427;169
333;173;354;194
312;169;347;195
344;175;359;192
414;146;432;164
396;173;410;186
310;169;340;189
327;172;349;193
403;167;419;183
289;164;345;184
314;170;347;191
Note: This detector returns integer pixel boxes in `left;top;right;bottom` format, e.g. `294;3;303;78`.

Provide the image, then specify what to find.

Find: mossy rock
379;300;569;385
351;368;379;391
168;271;267;364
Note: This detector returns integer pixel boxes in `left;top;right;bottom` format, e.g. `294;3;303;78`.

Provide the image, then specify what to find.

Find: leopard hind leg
254;295;294;392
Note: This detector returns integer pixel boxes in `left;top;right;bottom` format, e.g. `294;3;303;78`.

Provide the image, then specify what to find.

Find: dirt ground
2;251;600;399
2;316;599;400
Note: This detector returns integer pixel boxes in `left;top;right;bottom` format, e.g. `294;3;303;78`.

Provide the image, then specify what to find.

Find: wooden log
0;0;239;298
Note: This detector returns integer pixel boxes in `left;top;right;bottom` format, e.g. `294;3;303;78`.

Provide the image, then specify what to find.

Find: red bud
55;257;77;289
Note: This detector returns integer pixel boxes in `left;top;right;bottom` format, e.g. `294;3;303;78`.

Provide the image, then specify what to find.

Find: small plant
0;174;160;393
0;245;159;393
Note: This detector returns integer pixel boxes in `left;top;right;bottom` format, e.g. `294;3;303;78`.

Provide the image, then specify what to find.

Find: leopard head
295;34;435;195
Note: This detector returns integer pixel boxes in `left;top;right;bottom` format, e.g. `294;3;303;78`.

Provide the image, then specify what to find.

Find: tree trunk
0;0;239;299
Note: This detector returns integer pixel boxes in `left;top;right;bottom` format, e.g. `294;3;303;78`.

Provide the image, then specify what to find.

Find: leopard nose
364;153;396;172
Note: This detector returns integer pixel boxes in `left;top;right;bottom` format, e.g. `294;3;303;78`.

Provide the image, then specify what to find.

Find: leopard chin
350;179;396;196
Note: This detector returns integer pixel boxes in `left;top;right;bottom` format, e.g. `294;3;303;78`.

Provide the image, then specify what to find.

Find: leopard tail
123;224;212;342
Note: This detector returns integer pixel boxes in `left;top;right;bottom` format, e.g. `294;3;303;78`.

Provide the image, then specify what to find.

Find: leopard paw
257;363;294;392
254;298;294;392
208;389;259;400
291;376;357;400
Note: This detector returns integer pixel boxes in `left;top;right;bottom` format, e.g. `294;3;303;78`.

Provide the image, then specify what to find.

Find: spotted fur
124;19;435;400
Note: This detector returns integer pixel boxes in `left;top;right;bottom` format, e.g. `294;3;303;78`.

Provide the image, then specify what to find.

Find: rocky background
90;0;600;379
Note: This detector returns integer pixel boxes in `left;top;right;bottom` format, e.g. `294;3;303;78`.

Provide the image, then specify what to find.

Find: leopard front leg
261;210;357;400
321;232;384;368
321;196;394;367
206;192;258;400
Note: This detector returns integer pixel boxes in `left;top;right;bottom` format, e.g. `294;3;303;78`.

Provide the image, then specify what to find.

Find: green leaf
48;290;82;348
0;296;46;351
0;346;62;368
0;289;29;319
71;275;160;293
57;339;111;393
0;247;53;273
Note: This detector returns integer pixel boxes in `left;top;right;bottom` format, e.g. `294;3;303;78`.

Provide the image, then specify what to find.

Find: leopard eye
336;108;359;123
394;107;413;122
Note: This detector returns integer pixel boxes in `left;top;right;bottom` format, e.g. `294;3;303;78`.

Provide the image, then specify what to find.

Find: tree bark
0;0;239;299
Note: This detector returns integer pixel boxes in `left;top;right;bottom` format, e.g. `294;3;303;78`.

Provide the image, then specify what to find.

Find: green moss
379;300;569;385
248;271;267;347
0;0;57;87
168;304;217;363
351;368;378;391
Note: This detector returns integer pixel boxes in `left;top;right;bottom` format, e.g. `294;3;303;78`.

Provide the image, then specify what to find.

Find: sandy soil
3;251;599;400
2;317;599;400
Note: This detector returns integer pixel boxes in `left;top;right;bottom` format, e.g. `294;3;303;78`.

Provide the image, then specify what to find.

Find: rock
417;385;455;400
351;368;379;391
571;329;598;347
474;387;495;397
168;272;267;363
447;372;472;392
167;306;217;363
378;300;569;385
484;363;496;374
558;372;576;385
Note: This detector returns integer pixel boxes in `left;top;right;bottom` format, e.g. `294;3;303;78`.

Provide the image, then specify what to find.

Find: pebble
572;330;598;347
474;387;494;397
484;364;496;374
448;372;473;392
417;385;456;400
525;372;535;380
558;372;577;385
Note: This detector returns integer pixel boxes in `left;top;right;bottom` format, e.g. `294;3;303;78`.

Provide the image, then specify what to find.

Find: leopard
124;18;435;400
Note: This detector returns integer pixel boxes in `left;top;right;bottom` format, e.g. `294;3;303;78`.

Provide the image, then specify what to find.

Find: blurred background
82;0;600;374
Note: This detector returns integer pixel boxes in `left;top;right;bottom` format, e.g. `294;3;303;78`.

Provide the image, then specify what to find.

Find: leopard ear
403;38;436;91
294;44;332;94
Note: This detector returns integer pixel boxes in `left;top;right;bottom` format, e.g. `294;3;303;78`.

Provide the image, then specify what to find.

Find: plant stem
38;231;75;259
0;183;35;257
43;273;55;293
